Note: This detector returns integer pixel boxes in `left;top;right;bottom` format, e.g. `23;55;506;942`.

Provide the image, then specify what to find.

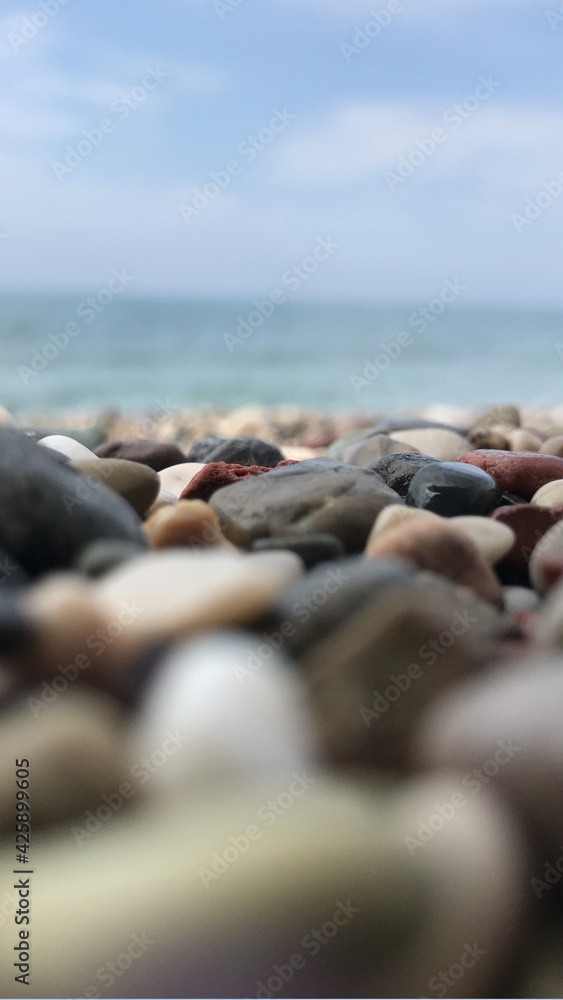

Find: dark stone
406;461;502;516
205;436;285;468
273;555;414;655
209;458;403;552
0;427;146;578
251;533;345;570
73;539;145;579
95;438;186;472
368;452;438;499
0;590;36;657
185;436;225;463
373;417;469;436
490;504;563;583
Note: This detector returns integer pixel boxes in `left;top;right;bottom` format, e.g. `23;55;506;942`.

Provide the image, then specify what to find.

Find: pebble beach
2;401;563;997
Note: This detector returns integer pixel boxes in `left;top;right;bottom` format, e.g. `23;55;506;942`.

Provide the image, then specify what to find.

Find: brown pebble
144;500;234;550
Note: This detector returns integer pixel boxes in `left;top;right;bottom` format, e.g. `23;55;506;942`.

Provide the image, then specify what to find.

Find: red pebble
490;504;563;582
180;460;298;503
458;450;563;501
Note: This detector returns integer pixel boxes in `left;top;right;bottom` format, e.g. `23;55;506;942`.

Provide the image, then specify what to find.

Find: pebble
451;515;515;565
458;449;563;501
0;690;130;830
406;461;502;516
144;500;233;550
529;518;563;593
95;438;186;471
73;458;160;517
530;479;563;507
210;458;403;552
38;434;99;462
366;515;504;608
184;434;223;462
73;539;145;578
539;435;563;456
190;435;285;468
345;434;418;466
470;403;520;432
502;584;540;615
250;532;345;568
368;504;438;540
134;633;317;790
25;425;107;449
507;428;543;452
157;462;205;499
392;428;470;461
467;428;511;450
97;548;303;642
490;504;563;583
368;451;440;499
0;427;146;577
414;658;563;853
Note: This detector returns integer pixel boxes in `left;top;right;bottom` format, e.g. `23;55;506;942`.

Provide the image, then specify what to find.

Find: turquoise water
0;293;562;414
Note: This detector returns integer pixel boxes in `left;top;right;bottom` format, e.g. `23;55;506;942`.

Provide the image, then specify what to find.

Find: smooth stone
490;504;563;584
458;449;563;501
367;452;440;499
135;633;317;790
346;434;418;466
529;519;563;593
326;425;381;460
450;515;515;565
415;658;563;852
205;435;284;468
373;416;469;436
38;434;99;462
95;438;186;471
540;435;563;456
273;555;415;656
144;500;233;550
470;404;521;432
367;507;440;546
25;425;106;449
73;539;144;578
0;427;145;577
97;549;303;642
19;573;140;685
251;532;345;568
366;516;504;608
304;583;496;769
530;479;563;507
507;428;542;452
209;458;403;553
144;488;178;521
406;461;502;516
184;435;224;462
0;690;130;829
73;458;160;517
180;460;295;504
0;777;523;998
158;462;205;499
502;585;540;615
467;428;510;450
392;428;469;461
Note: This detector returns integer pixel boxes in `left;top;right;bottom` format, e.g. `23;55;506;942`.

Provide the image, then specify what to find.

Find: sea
0;293;562;416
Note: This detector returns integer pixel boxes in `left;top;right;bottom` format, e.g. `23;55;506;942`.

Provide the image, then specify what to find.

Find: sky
0;0;562;306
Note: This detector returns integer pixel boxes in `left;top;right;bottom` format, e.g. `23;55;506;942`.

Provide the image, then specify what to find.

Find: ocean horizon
1;292;562;415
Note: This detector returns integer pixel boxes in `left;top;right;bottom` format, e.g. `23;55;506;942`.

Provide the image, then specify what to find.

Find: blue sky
0;0;561;305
